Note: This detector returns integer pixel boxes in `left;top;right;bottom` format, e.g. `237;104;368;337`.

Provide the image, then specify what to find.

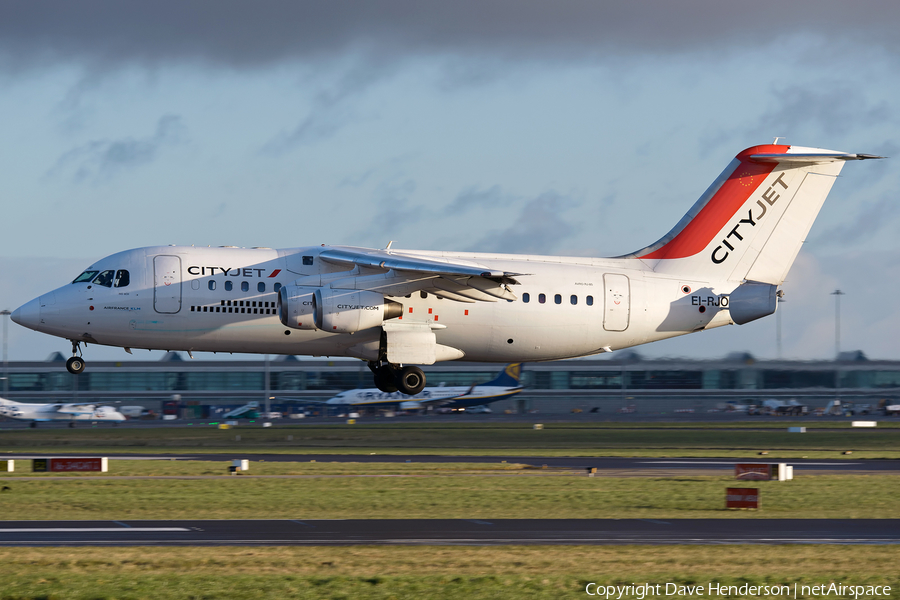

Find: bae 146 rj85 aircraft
11;143;880;395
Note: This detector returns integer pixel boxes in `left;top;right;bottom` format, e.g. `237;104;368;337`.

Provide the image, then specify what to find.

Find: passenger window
73;270;99;284
554;294;562;305
113;270;130;287
570;295;577;305
258;282;266;293
208;280;216;291
522;293;530;303
302;256;314;266
93;270;115;287
274;283;282;293
587;295;594;306
241;281;249;292
225;281;233;292
538;293;546;304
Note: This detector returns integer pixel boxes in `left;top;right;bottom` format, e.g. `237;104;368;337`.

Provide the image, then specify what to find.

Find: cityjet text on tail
12;143;881;394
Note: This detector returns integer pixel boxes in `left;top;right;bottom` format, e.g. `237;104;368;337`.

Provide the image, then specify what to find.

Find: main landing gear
368;362;426;395
66;341;85;375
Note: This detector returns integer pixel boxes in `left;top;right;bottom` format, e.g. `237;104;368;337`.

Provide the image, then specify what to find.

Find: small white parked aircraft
320;363;523;411
0;398;126;427
11;143;880;394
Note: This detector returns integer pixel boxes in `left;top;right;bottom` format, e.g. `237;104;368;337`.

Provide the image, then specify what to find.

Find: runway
6;453;900;472
0;519;896;546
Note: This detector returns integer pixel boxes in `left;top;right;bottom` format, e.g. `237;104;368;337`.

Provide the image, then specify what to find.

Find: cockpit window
114;270;130;288
93;270;115;287
73;271;99;284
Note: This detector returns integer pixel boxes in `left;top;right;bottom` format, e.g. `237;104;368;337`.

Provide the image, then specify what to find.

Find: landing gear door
153;255;182;314
603;273;630;331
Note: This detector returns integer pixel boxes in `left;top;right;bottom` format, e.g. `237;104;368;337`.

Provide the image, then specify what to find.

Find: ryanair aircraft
11;144;879;394
320;363;523;411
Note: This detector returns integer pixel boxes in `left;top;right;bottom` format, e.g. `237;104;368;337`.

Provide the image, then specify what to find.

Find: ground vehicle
752;399;807;416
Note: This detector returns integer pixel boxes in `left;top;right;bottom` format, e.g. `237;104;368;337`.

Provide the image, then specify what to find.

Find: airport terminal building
2;350;898;415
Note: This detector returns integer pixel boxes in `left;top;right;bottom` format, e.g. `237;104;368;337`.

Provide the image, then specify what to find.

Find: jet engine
277;285;319;330
314;288;403;333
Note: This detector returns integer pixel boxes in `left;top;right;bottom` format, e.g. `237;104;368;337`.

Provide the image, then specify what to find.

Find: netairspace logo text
585;582;892;599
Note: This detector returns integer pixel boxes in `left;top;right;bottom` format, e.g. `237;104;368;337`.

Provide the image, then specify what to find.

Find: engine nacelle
277;285;318;330
314;288;403;333
728;281;777;325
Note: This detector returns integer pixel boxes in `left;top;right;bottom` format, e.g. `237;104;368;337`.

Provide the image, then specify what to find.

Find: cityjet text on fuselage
186;266;282;278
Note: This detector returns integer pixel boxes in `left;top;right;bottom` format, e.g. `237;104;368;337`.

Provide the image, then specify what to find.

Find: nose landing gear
368;362;427;395
66;341;85;375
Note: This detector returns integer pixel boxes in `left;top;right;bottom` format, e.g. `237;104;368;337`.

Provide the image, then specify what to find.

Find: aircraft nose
11;297;41;329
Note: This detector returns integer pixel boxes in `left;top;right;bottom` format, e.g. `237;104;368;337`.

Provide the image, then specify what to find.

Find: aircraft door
153;255;182;314
603;273;630;331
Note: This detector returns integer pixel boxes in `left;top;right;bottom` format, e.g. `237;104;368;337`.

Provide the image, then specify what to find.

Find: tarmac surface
5;453;899;472
0;519;896;546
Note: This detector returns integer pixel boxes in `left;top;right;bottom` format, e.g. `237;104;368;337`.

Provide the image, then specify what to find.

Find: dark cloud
469;191;580;254
45;115;187;183
2;2;899;73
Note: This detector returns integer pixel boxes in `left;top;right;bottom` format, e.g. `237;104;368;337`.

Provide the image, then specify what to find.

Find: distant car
259;411;282;419
719;399;754;412
466;405;492;414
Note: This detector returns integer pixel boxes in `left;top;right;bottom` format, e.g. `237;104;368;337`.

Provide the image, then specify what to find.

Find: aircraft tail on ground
484;363;523;388
625;144;881;285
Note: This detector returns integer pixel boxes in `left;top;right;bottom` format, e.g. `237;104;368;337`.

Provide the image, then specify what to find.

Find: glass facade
2;359;898;395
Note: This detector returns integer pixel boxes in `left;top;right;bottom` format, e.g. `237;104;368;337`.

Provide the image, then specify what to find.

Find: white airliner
320;363;523;411
0;398;126;427
11;143;880;394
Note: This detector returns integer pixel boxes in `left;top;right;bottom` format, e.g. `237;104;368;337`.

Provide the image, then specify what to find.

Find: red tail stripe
639;145;788;260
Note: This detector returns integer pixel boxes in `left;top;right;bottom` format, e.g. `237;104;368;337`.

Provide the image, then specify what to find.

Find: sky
1;1;898;363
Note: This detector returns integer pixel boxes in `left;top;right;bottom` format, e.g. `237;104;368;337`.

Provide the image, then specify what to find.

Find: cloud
442;184;516;215
45;115;187;183
753;83;892;139
469;191;580;254
350;178;428;244
814;192;900;246
261;62;393;154
3;2;900;74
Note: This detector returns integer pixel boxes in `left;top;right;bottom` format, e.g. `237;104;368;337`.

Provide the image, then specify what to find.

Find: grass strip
0;462;896;520
0;546;896;599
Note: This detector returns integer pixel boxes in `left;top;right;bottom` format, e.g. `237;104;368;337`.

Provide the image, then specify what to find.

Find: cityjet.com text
584;582;892;599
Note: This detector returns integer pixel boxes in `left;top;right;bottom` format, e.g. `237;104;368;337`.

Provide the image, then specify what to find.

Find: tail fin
626;145;881;284
485;363;523;387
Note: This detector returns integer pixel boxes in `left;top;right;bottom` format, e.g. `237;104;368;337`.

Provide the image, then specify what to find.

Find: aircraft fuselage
15;245;730;362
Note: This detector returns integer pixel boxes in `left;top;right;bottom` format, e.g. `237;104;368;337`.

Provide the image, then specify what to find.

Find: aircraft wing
309;246;524;303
